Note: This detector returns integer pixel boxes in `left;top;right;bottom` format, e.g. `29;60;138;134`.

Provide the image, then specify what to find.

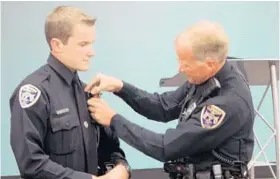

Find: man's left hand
87;97;116;126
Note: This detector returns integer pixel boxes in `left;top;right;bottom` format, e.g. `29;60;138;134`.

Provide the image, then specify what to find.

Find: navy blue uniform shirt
10;54;128;179
110;61;254;168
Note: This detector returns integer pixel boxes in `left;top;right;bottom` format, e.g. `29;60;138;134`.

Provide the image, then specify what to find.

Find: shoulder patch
200;105;225;129
19;84;41;108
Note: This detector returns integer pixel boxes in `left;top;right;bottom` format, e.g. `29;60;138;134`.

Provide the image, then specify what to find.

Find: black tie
72;73;98;174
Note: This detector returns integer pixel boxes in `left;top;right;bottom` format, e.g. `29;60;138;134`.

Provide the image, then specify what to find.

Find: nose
88;48;95;57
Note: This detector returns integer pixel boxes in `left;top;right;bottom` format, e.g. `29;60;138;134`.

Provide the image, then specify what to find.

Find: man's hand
84;73;123;95
91;163;129;179
103;164;130;179
88;97;116;127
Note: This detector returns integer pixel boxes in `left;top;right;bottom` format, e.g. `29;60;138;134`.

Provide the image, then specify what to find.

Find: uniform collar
47;53;75;86
195;60;230;94
213;60;230;84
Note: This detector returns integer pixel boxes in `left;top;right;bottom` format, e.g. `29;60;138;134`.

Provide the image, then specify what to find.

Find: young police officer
86;21;255;179
10;6;131;179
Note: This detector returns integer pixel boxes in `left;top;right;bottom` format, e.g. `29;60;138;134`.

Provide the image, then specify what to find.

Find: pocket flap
50;114;80;132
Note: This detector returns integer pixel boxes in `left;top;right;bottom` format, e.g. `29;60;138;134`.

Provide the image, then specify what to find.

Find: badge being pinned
201;105;225;129
19;84;41;108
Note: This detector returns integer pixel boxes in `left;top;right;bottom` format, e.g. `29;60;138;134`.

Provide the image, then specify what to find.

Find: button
84;121;88;128
65;123;69;127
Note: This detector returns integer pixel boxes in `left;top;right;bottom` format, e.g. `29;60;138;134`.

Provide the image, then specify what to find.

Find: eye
79;43;87;47
79;42;91;47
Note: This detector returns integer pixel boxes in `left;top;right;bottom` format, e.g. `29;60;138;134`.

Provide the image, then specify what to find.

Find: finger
87;98;99;106
84;74;101;92
88;106;95;113
88;100;104;110
90;113;96;118
90;86;102;95
91;113;101;122
91;112;98;120
87;98;94;106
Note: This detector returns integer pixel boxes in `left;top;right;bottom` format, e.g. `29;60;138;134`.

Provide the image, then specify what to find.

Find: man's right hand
85;73;123;95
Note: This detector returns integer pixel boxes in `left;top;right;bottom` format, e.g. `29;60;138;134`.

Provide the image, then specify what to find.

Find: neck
50;52;76;72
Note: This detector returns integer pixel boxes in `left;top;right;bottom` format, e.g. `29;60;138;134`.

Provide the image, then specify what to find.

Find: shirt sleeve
10;83;93;179
98;126;128;165
113;81;190;123
109;94;249;162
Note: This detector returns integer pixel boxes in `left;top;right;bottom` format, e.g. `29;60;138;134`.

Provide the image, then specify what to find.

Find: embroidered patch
19;84;41;108
200;105;225;129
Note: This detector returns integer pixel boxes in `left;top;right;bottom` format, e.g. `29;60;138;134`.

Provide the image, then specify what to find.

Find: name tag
56;108;69;115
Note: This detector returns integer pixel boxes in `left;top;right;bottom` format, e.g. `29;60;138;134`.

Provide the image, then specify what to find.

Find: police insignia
19;84;41;108
200;105;225;129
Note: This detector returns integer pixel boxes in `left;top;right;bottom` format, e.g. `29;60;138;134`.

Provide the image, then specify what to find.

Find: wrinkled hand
84;73;123;95
88;97;116;127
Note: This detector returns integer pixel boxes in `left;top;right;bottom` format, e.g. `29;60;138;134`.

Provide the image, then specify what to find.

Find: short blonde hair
45;6;96;48
185;21;229;62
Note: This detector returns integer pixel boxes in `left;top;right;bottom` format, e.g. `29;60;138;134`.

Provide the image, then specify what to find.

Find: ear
205;57;218;69
50;38;64;53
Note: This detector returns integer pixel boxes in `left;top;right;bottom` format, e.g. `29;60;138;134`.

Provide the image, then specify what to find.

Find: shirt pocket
49;114;81;155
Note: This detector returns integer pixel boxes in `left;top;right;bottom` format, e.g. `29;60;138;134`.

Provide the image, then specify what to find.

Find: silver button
84;121;89;128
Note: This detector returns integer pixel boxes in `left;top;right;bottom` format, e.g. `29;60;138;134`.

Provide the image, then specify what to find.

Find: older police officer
86;21;254;179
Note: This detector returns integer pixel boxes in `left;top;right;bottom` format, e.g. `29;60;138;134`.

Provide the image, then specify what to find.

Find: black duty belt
163;160;249;179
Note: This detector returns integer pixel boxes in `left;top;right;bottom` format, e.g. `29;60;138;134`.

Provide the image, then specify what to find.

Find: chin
188;79;201;85
187;78;194;84
77;66;90;71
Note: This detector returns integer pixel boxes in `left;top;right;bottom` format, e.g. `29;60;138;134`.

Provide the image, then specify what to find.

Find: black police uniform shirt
109;61;255;167
9;54;128;179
